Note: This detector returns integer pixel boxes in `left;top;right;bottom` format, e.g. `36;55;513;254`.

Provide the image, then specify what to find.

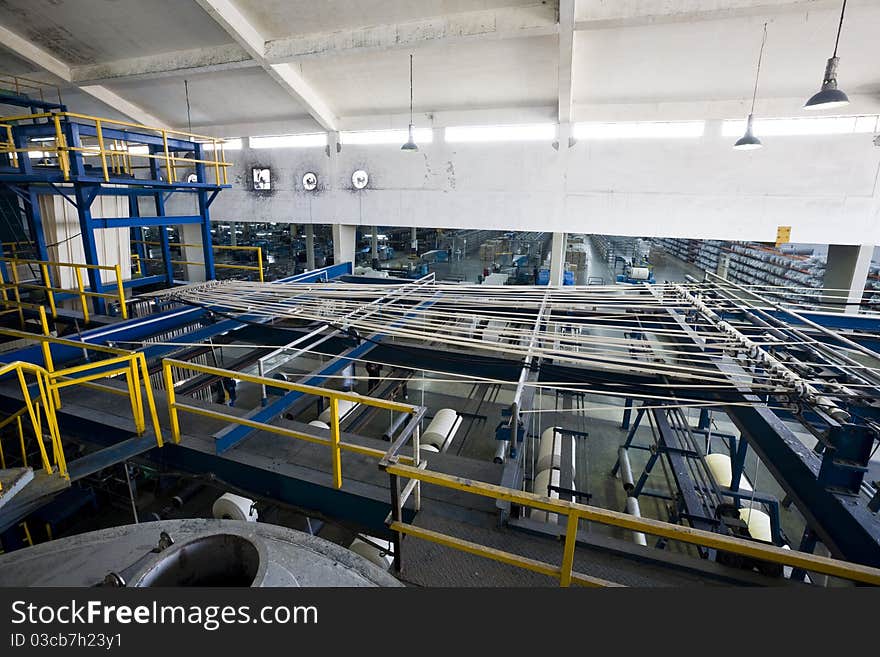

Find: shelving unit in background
653;238;828;307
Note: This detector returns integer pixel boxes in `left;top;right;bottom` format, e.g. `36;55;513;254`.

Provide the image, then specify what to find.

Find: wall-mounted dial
351;169;369;189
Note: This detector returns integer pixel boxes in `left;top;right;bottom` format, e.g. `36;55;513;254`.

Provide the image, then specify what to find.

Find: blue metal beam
90;215;204;229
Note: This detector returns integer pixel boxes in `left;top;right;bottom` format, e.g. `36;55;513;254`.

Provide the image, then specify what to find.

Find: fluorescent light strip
250;133;327;149
721;115;879;137
574;121;705;139
341;129;433;145
444;123;557;143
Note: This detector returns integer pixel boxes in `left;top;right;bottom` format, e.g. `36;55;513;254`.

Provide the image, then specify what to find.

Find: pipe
617;446;635;493
625;496;648;546
494;440;507;464
382;411;410;441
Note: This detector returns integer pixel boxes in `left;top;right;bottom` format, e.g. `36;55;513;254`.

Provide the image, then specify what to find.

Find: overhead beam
558;0;576;124
72;44;257;84
265;4;558;63
574;0;862;30
0;23;170;127
194;0;338;131
66;4;558;87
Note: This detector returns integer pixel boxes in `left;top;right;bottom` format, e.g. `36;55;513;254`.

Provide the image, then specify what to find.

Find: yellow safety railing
133;240;264;282
162;359;417;489
379;461;880;587
0;111;231;185
1;242;36;259
0;332;164;485
0;74;63;105
0;256;128;322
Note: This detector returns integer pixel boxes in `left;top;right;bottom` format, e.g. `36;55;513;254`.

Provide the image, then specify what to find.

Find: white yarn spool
420;444;440;453
318;398;360;424
422;409;460;450
738;507;772;543
212;493;258;522
349;537;393;570
536;427;562;472
530;468;560;524
308;420;330;430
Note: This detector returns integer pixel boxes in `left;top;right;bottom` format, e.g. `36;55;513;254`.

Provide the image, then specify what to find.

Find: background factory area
1;0;880;596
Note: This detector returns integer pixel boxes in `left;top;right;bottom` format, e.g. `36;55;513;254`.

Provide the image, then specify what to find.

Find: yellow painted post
114;264;128;319
212;139;220;185
52;115;70;180
559;513;580;587
161;130;173;182
162;361;181;444
36;373;65;479
329;396;343;489
16;369;51;474
95;119;110;181
221;143;228;184
0;433;5;468
19;523;32;547
138;354;164;447
126;365;144;435
38;306;61;408
257;247;264;283
39;263;57;318
9;259;23;328
17;416;26;467
74;267;89;324
45;523;53;541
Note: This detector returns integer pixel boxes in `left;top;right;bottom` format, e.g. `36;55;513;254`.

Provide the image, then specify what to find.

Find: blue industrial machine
0;87;230;312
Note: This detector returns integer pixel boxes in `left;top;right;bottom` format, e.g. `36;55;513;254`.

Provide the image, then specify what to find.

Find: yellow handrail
0;111;231;185
162;359;416;489
0;256;127;320
133;241;264;282
381;461;880;588
0;340;163;469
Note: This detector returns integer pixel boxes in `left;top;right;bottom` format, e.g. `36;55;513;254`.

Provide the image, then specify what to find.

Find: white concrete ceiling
0;0;877;131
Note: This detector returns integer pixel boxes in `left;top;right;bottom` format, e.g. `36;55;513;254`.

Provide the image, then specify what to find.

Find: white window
444;123;557;143
249;133;327;149
340;129;433;145
721;115;879;137
573;121;705;140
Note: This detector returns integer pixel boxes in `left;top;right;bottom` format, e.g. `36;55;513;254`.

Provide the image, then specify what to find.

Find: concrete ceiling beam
0;23;169;127
194;0;338;131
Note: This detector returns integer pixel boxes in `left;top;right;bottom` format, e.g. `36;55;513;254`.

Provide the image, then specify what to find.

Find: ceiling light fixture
735;22;768;151
804;0;850;110
401;54;419;152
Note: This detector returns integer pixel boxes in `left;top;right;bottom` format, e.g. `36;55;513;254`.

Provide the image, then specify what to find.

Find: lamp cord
833;0;847;58
409;54;414;123
184;79;192;133
750;22;768;115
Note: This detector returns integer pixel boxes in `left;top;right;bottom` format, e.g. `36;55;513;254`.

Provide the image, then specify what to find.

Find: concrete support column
333;224;356;267
229;223;237;246
305;224;315;270
371;226;379;262
411;226;418;255
181;222;207;282
549;231;566;287
823;244;873;314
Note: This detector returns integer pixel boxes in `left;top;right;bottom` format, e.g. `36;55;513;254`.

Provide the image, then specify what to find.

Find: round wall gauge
186;173;198;183
351;169;369;189
302;171;318;191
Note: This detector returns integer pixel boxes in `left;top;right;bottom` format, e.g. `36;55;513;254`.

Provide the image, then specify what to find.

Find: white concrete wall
207;117;880;245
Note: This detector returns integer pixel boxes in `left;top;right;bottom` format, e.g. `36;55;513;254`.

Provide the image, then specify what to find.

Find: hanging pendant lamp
804;0;850;110
734;23;768;151
401;54;419;151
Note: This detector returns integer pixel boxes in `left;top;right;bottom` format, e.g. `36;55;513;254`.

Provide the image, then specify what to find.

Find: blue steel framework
0;91;227;314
